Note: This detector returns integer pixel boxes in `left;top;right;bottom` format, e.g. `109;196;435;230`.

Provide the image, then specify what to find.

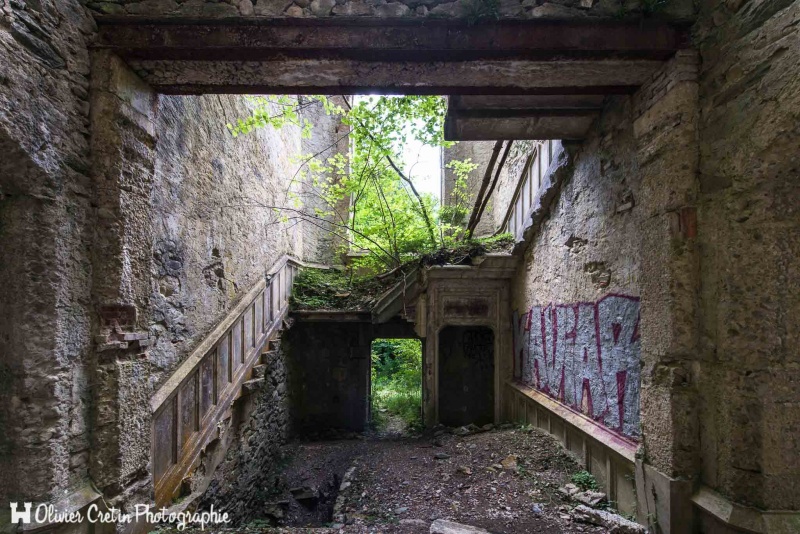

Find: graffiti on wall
512;294;641;439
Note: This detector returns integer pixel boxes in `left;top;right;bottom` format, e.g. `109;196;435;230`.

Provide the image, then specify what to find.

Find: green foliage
418;233;514;266
229;94;481;272
290;234;515;311
226;95;337;138
440;158;478;232
571;470;600;491
290;267;397;311
371;339;422;431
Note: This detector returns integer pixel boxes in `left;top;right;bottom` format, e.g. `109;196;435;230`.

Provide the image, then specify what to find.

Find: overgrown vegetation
290;267;395;311
571;470;600;491
290;233;514;311
370;339;422;432
227;94;513;274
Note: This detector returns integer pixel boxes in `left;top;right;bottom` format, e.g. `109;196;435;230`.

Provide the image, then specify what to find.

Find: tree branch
465;140;503;236
468;140;512;238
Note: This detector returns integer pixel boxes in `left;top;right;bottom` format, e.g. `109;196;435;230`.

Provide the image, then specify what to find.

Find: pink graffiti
513;294;641;440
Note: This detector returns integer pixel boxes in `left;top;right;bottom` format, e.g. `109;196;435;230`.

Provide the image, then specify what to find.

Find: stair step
252;364;267;379
261;349;278;364
242;378;265;395
269;338;281;351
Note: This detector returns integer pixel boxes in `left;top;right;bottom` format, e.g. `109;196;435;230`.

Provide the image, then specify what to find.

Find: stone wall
509;96;644;441
198;342;291;524
285;319;372;434
1;0;347;513
87;0;694;20
442;141;508;237
693;0;800;514
0;0;96;506
88;70;344;511
148;94;306;391
298;96;349;265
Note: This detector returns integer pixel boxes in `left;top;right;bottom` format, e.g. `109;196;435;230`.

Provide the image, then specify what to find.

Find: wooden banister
151;254;303;506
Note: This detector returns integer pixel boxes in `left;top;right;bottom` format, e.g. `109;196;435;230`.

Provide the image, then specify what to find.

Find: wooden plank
95;19;688;62
128;58;661;96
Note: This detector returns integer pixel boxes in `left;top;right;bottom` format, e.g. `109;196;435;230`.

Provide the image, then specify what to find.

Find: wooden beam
95;18;690;62
444;114;596;140
127;58;663;95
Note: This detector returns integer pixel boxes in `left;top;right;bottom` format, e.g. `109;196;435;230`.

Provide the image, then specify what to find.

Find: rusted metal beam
94;18;690;62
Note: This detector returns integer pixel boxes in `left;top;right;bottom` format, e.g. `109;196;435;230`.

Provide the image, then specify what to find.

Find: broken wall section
198;341;291;524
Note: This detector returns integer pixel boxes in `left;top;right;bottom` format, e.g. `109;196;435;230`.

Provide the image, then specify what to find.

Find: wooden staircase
150;255;301;507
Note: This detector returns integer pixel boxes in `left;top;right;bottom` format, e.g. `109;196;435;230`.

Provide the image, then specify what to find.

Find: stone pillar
631;50;701;533
89;50;158;513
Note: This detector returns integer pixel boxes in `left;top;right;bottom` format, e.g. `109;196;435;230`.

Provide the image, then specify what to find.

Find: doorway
370;338;423;435
438;326;495;427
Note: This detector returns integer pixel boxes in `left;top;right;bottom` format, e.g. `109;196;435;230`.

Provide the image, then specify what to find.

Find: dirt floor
223;425;613;533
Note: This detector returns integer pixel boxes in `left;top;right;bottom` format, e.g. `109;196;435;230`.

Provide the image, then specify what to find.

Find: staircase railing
500;140;561;239
150;254;300;506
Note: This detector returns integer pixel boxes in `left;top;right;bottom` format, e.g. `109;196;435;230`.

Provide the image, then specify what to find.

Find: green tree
228;95;477;271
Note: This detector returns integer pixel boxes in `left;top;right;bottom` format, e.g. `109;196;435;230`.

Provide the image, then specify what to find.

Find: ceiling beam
95;18;690;63
128;58;663;95
444;114;597;140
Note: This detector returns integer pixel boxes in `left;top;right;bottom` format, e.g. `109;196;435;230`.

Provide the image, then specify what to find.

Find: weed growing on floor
571;469;600;491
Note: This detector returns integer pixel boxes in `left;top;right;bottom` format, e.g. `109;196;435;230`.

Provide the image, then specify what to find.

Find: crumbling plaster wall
0;0;96;506
509;97;644;441
693;0;800;513
148;94;306;391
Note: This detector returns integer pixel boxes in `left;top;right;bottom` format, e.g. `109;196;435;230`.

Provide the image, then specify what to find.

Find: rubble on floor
571;505;647;534
181;425;638;533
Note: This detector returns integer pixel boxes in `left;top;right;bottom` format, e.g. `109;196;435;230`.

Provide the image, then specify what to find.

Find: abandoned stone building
0;0;798;533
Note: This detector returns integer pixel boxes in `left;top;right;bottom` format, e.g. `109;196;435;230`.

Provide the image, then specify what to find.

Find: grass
371;339;423;432
372;383;422;430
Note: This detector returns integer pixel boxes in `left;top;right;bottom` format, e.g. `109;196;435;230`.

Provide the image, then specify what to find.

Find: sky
354;95;443;203
401;134;442;201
